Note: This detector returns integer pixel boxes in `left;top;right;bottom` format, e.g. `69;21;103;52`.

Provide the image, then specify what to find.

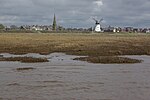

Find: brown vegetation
74;56;142;64
0;33;149;63
0;57;48;63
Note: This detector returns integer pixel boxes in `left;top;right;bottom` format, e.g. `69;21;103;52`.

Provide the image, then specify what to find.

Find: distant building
103;26;114;32
146;29;150;33
31;25;43;31
124;27;134;32
30;25;53;31
103;26;121;33
52;14;57;31
133;28;138;33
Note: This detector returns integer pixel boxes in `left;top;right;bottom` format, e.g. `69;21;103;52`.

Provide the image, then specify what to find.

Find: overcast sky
0;0;150;28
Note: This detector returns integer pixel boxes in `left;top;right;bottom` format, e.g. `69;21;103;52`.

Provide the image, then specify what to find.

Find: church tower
52;14;57;31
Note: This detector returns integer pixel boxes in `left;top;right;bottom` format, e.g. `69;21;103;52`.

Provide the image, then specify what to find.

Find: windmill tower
93;18;103;32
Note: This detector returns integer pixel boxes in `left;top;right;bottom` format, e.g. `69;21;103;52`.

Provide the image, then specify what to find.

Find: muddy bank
0;53;143;64
0;57;49;63
74;56;142;64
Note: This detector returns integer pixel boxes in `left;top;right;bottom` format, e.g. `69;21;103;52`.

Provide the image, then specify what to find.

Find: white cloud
93;0;103;7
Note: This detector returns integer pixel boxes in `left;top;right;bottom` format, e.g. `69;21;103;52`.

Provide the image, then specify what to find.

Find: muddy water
0;53;150;100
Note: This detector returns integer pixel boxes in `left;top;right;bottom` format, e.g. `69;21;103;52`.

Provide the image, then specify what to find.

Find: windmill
93;18;103;32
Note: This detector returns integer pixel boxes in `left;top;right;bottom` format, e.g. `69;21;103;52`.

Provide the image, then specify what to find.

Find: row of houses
5;25;90;32
3;25;150;33
5;25;54;31
102;26;150;33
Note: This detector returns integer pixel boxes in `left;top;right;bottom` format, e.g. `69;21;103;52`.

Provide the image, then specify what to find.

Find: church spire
52;14;57;31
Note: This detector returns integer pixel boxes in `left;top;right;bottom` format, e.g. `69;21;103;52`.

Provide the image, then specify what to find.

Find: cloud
93;0;103;7
0;0;150;27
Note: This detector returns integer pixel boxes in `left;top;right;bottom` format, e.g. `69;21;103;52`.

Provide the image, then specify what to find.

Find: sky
0;0;150;28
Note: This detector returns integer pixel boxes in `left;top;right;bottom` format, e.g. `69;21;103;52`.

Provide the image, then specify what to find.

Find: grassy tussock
74;56;142;64
0;57;48;63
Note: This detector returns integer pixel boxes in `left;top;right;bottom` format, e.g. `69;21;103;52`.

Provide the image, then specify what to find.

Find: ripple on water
0;53;150;100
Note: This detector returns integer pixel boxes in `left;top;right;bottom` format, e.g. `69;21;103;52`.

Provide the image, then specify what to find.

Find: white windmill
93;18;103;32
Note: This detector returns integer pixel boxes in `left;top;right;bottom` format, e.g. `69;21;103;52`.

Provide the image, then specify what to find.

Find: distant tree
20;26;25;30
58;26;64;31
52;14;57;31
88;27;93;31
0;24;5;30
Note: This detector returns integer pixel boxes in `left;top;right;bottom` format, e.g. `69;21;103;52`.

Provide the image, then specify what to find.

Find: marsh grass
0;57;49;63
74;56;142;64
0;33;150;63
